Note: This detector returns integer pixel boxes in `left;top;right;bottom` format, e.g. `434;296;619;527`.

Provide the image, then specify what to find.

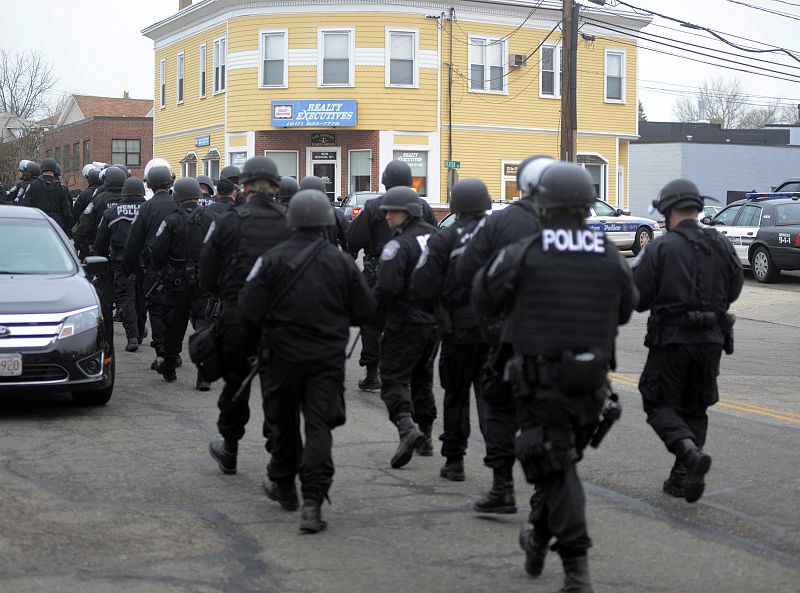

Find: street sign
444;160;461;169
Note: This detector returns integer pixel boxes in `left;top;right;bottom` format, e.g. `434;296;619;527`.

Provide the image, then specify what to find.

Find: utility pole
560;0;579;162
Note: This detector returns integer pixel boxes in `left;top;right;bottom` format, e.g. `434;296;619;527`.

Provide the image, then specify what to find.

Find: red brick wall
42;117;153;190
255;130;379;197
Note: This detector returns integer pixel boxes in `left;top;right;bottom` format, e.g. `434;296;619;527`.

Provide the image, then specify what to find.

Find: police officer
275;176;299;211
122;162;178;369
22;157;73;233
455;155;555;515
220;165;243;205
74;166;127;250
411;179;492;482
299;175;348;250
151;177;217;388
473;161;637;592
197;175;216;207
200;156;291;474
633;179;743;503
206;173;237;215
5;160;39;205
73;165;102;236
239;189;376;533
373;186;438;468
95;177;148;352
346;160;438;391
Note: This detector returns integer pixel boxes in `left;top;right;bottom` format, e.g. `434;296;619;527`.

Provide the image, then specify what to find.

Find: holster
504;354;532;401
480;344;513;406
645;314;661;348
721;312;735;355
515;425;577;484
590;392;622;449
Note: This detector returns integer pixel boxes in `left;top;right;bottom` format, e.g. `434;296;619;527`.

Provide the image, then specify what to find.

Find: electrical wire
724;0;800;21
447;1;547;46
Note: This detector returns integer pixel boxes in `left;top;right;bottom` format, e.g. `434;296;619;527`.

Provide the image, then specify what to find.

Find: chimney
123;90;129;99
179;0;191;9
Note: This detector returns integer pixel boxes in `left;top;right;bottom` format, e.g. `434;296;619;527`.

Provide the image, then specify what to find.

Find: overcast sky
1;0;798;122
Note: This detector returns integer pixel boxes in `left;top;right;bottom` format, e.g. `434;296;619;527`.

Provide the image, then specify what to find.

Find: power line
449;1;546;46
638;77;800;102
640;84;800;109
724;0;800;21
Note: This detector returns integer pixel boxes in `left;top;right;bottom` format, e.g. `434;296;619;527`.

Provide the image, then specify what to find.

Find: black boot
159;359;177;383
209;435;237;475
662;458;687;498
519;523;548;577
195;374;211;392
125;337;139;352
151;356;164;371
473;466;516;514
416;423;434;457
440;458;465;482
358;367;381;391
557;555;593;593
390;413;425;469
263;477;300;511
299;498;327;533
673;438;712;503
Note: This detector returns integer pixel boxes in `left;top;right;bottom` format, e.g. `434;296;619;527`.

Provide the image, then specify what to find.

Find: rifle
346;329;361;360
145;280;164;299
231;355;263;404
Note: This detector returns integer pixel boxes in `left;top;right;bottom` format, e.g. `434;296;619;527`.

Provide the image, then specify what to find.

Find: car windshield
352;193;381;206
593;200;617;217
0;219;77;275
774;203;800;225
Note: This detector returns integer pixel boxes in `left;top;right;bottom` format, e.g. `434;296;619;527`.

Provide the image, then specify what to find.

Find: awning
202;149;220;160
179;152;197;164
577;154;607;165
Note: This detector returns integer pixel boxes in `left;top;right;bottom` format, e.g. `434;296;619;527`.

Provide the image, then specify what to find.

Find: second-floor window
83;140;90;164
541;45;561;97
200;43;207;97
213;37;226;93
177;52;185;103
261;31;287;87
112;139;141;167
469;36;505;93
605;50;625;102
320;29;353;86
387;30;416;87
159;60;166;107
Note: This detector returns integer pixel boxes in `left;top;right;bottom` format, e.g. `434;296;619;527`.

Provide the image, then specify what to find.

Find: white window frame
199;43;207;98
348;149;372;192
213;36;227;94
501;160;521;201
176;52;185;104
540;44;561;99
265;149;299;179
318;27;355;88
305;147;342;197
468;35;507;95
203;149;221;181
159;59;166;108
181;152;198;178
604;49;626;103
385;28;419;88
259;29;289;89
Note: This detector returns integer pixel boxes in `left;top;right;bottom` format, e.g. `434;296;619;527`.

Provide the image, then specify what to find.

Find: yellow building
143;0;649;207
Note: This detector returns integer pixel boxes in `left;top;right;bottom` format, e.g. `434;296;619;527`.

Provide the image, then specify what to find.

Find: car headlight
653;222;660;230
58;306;100;340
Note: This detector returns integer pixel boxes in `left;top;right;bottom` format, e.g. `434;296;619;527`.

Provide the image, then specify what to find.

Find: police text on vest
542;229;605;253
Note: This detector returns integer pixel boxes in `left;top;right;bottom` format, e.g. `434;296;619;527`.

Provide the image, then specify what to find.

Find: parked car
773;179;800;193
703;195;800;283
0;205;114;404
339;192;382;221
437;201;509;229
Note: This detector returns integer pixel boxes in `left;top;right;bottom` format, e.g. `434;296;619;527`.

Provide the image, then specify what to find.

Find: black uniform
121;190;179;356
5;180;29;205
474;223;636;561
151;202;217;374
346;195;437;375
375;218;439;432
95;196;147;345
199;194;291;445
206;195;235;215
411;214;488;464
22;175;73;233
74;185;123;249
239;230;376;502
633;220;742;465
72;183;102;258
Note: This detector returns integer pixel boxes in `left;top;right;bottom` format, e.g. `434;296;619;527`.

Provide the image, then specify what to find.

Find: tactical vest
441;218;482;332
504;228;623;358
26;177;64;225
108;200;145;258
166;206;212;289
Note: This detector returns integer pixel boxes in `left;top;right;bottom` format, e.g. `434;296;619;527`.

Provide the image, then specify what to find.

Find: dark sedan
0;205;114;404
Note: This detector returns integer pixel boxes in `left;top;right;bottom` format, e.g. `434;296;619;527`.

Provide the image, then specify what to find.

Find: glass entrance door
312;162;336;202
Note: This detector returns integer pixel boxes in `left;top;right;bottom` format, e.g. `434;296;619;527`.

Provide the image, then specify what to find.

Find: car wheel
751;246;780;283
631;227;653;254
72;357;114;406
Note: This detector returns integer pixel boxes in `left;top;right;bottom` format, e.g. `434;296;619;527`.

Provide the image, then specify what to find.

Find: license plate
0;353;23;376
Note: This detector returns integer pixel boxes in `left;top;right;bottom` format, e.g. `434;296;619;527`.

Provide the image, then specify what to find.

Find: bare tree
672;78;750;128
0;49;58;120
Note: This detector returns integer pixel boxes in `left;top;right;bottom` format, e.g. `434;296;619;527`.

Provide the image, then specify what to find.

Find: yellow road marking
608;372;800;426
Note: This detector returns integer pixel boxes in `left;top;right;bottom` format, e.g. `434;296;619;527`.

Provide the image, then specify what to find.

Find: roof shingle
72;95;153;119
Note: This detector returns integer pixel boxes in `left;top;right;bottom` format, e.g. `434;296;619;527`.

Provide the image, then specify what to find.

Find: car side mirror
334;197;343;207
83;256;109;276
701;216;712;225
615;208;624;216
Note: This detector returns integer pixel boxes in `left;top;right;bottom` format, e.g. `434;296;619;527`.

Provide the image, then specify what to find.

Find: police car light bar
744;192;800;199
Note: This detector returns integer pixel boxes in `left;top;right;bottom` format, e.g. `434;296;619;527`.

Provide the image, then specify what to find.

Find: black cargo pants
161;281;211;372
143;267;166;355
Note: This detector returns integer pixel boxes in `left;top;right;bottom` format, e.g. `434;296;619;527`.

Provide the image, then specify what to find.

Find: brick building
42;93;154;190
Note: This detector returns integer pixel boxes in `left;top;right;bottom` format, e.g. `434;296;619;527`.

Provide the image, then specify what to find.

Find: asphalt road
1;278;798;593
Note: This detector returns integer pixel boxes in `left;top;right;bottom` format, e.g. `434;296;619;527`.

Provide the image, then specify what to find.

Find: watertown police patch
542;228;606;253
381;239;400;261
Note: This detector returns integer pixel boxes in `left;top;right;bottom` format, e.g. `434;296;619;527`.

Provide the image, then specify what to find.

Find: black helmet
220;165;241;183
113;164;131;178
299;175;326;193
535;162;595;209
172;177;202;202
41;158;59;174
277;176;299;202
381;160;413;190
450;179;491;214
379;186;423;218
239;157;280;186
104;166;127;187
517;155;557;195
25;161;41;177
121;177;146;198
196;175;215;195
86;168;102;186
286;189;335;228
653;179;707;215
146;165;173;190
